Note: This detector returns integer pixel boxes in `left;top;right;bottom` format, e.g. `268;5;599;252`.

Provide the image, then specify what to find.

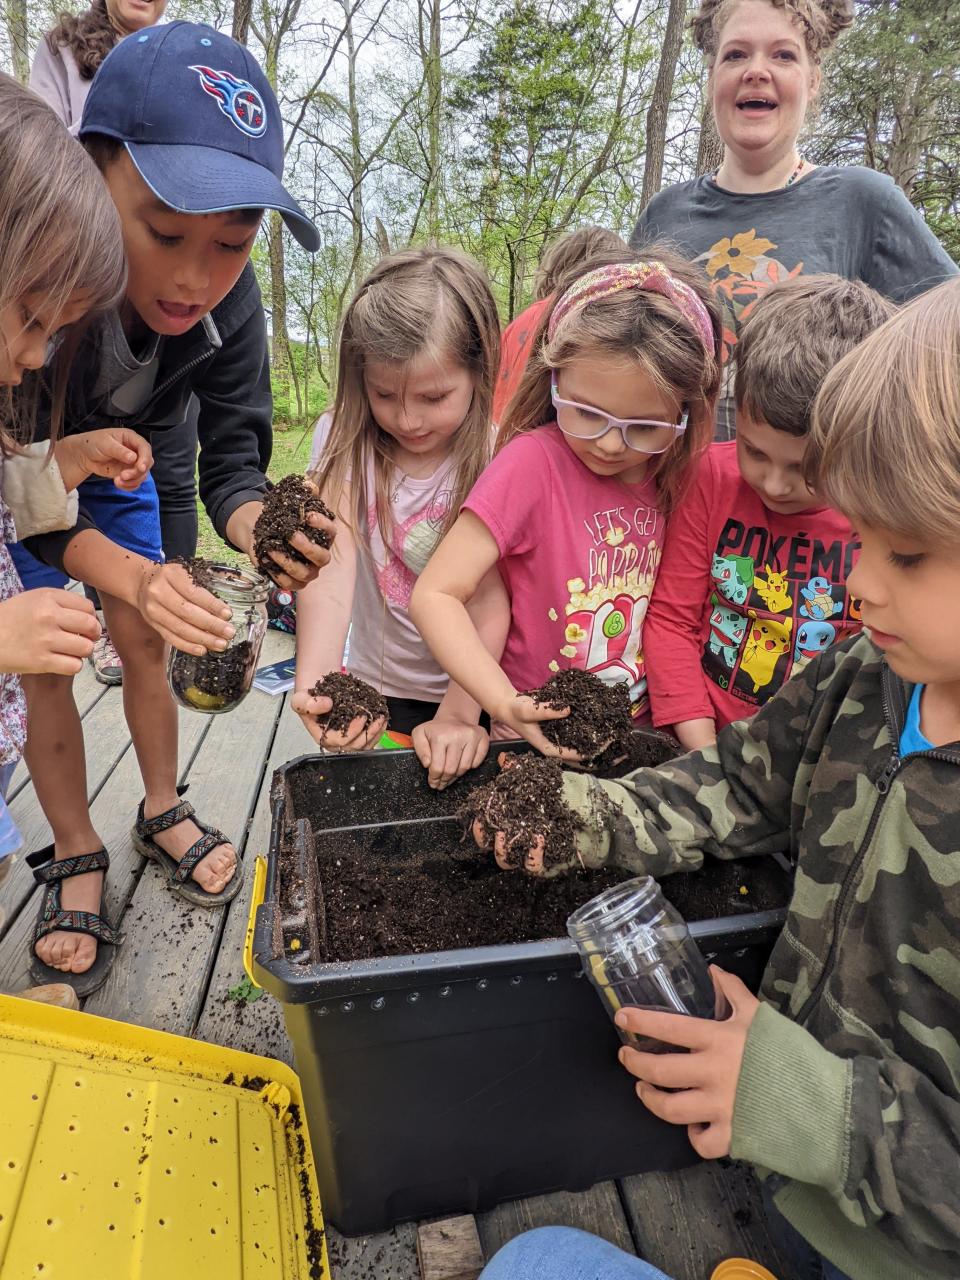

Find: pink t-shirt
311;415;455;702
463;425;664;716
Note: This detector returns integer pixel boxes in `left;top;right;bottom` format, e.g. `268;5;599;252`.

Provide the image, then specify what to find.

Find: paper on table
253;655;297;695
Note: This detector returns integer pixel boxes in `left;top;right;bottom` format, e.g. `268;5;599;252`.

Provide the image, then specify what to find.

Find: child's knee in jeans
480;1227;588;1278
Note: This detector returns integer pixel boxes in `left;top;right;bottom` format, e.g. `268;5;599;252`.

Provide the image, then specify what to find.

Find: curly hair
691;0;854;63
47;0;117;81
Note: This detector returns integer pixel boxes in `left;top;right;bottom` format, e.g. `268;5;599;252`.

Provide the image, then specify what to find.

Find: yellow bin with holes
0;992;327;1279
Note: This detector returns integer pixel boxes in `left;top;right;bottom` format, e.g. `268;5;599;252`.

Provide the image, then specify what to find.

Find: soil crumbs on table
253;474;334;580
524;668;633;762
308;671;389;737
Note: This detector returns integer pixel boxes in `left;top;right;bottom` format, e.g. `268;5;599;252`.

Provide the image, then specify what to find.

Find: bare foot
33;864;104;975
142;799;237;894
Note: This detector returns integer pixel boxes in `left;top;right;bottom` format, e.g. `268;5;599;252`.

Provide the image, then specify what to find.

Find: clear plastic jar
567;876;718;1051
166;564;269;714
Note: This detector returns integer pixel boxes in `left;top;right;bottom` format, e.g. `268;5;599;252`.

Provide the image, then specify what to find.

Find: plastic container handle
243;855;268;987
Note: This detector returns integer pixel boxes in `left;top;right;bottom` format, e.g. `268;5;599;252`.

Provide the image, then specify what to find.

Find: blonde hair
500;247;722;513
807;278;960;545
0;75;125;448
533;227;629;301
312;247;500;551
691;0;853;63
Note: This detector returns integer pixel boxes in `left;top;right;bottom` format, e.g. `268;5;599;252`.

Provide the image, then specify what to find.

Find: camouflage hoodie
561;632;960;1280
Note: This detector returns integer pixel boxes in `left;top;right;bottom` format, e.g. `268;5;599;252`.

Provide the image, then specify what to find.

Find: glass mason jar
166;564;269;714
567;876;719;1051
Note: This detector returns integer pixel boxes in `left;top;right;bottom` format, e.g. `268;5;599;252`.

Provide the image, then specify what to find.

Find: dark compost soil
308;671;389;737
253;475;335;581
523;668;633;762
279;739;792;964
459;754;582;870
173;555;217;592
169;640;255;711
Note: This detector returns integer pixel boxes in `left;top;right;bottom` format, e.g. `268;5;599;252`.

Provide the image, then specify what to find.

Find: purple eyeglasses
551;375;688;455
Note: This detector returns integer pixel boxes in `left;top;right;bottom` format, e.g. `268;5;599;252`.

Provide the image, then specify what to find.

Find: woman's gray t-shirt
631;165;958;438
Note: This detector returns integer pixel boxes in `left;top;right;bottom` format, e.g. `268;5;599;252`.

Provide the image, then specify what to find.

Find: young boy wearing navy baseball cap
12;23;334;995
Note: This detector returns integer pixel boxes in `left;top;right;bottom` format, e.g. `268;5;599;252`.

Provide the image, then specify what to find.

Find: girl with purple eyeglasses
411;249;721;756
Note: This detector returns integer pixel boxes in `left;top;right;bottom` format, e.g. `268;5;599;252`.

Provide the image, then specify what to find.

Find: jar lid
710;1259;779;1280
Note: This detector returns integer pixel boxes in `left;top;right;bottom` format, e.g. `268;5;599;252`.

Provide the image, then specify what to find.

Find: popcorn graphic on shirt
564;592;649;692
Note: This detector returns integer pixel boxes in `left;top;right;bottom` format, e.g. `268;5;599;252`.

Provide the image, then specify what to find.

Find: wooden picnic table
0;628;790;1280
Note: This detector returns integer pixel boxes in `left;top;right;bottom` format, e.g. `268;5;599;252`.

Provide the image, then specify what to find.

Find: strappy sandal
131;785;242;908
28;846;123;998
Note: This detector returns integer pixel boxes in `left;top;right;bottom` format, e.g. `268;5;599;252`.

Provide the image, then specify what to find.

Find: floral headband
547;260;716;356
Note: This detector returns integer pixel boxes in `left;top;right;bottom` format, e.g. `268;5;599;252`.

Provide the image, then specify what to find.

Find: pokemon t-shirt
463;425;663;716
644;442;860;730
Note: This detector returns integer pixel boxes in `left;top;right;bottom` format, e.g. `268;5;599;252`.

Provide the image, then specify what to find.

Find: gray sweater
29;36;91;134
631;166;958;439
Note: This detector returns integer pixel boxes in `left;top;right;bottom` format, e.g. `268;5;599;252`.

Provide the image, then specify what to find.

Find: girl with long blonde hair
293;246;505;787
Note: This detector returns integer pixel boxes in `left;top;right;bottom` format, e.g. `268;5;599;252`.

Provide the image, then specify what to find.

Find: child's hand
413;717;489;789
615;967;760;1159
0;589;101;676
55;428;153;492
290;688;386;751
135;562;235;655
494;693;586;763
471;752;546;871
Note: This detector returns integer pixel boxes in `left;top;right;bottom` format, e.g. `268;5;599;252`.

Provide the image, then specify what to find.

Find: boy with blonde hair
478;278;960;1280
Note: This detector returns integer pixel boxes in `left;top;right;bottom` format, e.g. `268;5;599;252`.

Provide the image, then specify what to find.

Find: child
643;276;895;750
292;248;505;790
411;251;721;756
0;74;152;1004
478;278;960;1280
9;24;333;995
493;225;628;430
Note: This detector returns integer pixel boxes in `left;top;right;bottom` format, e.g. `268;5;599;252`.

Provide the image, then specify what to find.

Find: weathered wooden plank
0;695;208;994
620;1161;792;1280
417;1216;485;1280
477;1183;636;1261
0;684;136;946
83;630;289;1033
325;1224;421;1280
192;667;312;1063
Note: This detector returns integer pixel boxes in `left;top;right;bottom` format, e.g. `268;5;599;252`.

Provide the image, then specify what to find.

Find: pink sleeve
644;454;718;728
462;433;551;558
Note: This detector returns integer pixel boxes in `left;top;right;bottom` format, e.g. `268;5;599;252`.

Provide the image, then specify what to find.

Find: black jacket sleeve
193;293;273;547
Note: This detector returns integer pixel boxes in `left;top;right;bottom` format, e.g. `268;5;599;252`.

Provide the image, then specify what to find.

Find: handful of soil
253;475;335;581
308;671;389;740
459;754;583;871
523;669;633;765
173;555;217;592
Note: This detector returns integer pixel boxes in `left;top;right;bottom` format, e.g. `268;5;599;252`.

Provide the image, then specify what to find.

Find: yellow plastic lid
711;1260;779;1280
0;993;327;1279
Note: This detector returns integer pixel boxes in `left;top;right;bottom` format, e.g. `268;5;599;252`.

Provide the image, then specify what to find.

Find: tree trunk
887;68;934;200
342;0;365;289
695;100;724;176
6;0;29;83
232;0;252;45
423;0;443;240
638;0;687;210
269;210;293;395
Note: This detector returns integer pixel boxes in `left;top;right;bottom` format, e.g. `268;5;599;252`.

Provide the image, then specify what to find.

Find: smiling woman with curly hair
630;0;957;441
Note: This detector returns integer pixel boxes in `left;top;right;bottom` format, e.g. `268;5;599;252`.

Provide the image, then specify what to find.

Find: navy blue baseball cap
80;21;319;251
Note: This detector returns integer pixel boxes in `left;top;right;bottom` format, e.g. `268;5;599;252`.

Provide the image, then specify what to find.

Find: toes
192;844;237;892
36;930;97;975
67;935;97;974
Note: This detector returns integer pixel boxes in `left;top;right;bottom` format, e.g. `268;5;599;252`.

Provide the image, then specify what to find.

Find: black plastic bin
249;743;790;1236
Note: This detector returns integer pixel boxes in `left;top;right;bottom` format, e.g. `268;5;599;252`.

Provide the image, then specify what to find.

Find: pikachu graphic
740;613;793;693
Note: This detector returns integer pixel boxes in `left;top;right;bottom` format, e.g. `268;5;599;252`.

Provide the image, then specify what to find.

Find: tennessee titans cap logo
189;64;267;138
